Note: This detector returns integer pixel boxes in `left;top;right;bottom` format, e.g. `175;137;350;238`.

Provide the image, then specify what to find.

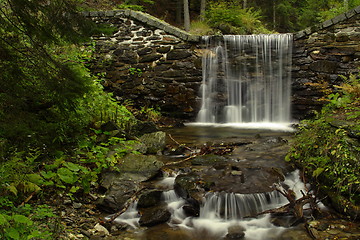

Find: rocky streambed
59;125;360;240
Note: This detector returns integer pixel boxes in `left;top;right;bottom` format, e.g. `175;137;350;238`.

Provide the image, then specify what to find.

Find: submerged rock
225;225;245;239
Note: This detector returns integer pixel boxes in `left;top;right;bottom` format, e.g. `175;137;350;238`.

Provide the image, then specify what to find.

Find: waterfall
197;34;293;124
200;191;284;220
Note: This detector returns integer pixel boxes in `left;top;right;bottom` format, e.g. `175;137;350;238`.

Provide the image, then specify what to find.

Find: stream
103;125;315;240
95;124;360;240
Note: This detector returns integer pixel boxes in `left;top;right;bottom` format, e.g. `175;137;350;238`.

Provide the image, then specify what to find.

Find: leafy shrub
205;2;271;34
189;20;216;35
287;73;360;205
0;201;57;239
117;0;154;11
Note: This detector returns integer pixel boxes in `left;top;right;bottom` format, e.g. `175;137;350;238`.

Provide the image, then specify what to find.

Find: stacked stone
292;6;360;119
83;10;202;119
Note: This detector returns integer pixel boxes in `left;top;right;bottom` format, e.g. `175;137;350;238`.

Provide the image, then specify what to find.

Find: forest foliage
286;73;360;216
0;0;139;238
0;0;360;238
80;0;360;33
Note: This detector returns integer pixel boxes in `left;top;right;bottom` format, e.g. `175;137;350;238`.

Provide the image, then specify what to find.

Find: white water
186;122;295;132
111;170;311;239
109;201;140;229
197;34;293;126
164;170;306;240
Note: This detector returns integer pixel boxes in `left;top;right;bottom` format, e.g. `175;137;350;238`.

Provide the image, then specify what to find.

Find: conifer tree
0;0;98;149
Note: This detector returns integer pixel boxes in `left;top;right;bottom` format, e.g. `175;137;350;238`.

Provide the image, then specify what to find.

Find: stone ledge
83;10;201;43
294;6;360;40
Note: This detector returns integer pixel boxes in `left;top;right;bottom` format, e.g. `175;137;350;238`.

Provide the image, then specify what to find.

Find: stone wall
85;7;360;121
292;6;360;119
83;10;202;119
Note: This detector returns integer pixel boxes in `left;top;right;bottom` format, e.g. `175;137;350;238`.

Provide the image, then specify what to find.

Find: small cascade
200;191;284;220
106;170;313;239
197;34;293;125
111;201;140;229
162;170;308;240
162;190;187;225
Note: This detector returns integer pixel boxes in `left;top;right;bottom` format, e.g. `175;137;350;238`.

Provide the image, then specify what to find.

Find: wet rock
191;154;227;166
139;131;166;154
133;121;158;135
97;154;163;212
139;205;171;227
271;215;301;228
279;226;313;240
182;198;200;217
96;179;138;213
137;190;163;208
225;225;245;239
93;223;110;236
174;172;201;199
117;153;164;179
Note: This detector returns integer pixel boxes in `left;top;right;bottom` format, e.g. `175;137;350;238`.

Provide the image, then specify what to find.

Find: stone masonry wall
292;6;360;120
83;10;202;119
85;7;360;121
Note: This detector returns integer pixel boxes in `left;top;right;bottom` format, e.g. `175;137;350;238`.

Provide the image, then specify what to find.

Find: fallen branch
256;184;320;220
168;134;193;152
164;154;198;166
105;187;145;223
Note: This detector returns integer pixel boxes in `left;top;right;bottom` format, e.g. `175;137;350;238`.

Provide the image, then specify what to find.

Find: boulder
96;179;138;213
97;154;164;212
138;205;171;227
225;225;245;239
139;131;166;154
137;190;163;208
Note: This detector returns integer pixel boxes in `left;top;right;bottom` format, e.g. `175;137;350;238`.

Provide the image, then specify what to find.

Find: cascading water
169;170;307;240
107;170;309;240
196;34;293;126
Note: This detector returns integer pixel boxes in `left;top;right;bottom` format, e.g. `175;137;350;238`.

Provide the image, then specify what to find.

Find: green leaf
13;215;33;225
69;186;80;193
7;185;18;196
26;173;44;185
312;167;325;178
6;227;19;239
57;167;78;184
40;170;57;179
0;213;9;226
23;182;41;193
63;162;80;172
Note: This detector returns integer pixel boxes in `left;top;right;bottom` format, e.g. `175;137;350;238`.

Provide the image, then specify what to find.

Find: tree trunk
273;0;276;29
176;0;182;25
200;0;206;21
243;0;247;9
184;0;190;31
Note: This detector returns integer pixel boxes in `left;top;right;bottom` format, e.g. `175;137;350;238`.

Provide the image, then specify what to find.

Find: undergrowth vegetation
287;73;360;214
204;2;272;34
0;0;143;238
